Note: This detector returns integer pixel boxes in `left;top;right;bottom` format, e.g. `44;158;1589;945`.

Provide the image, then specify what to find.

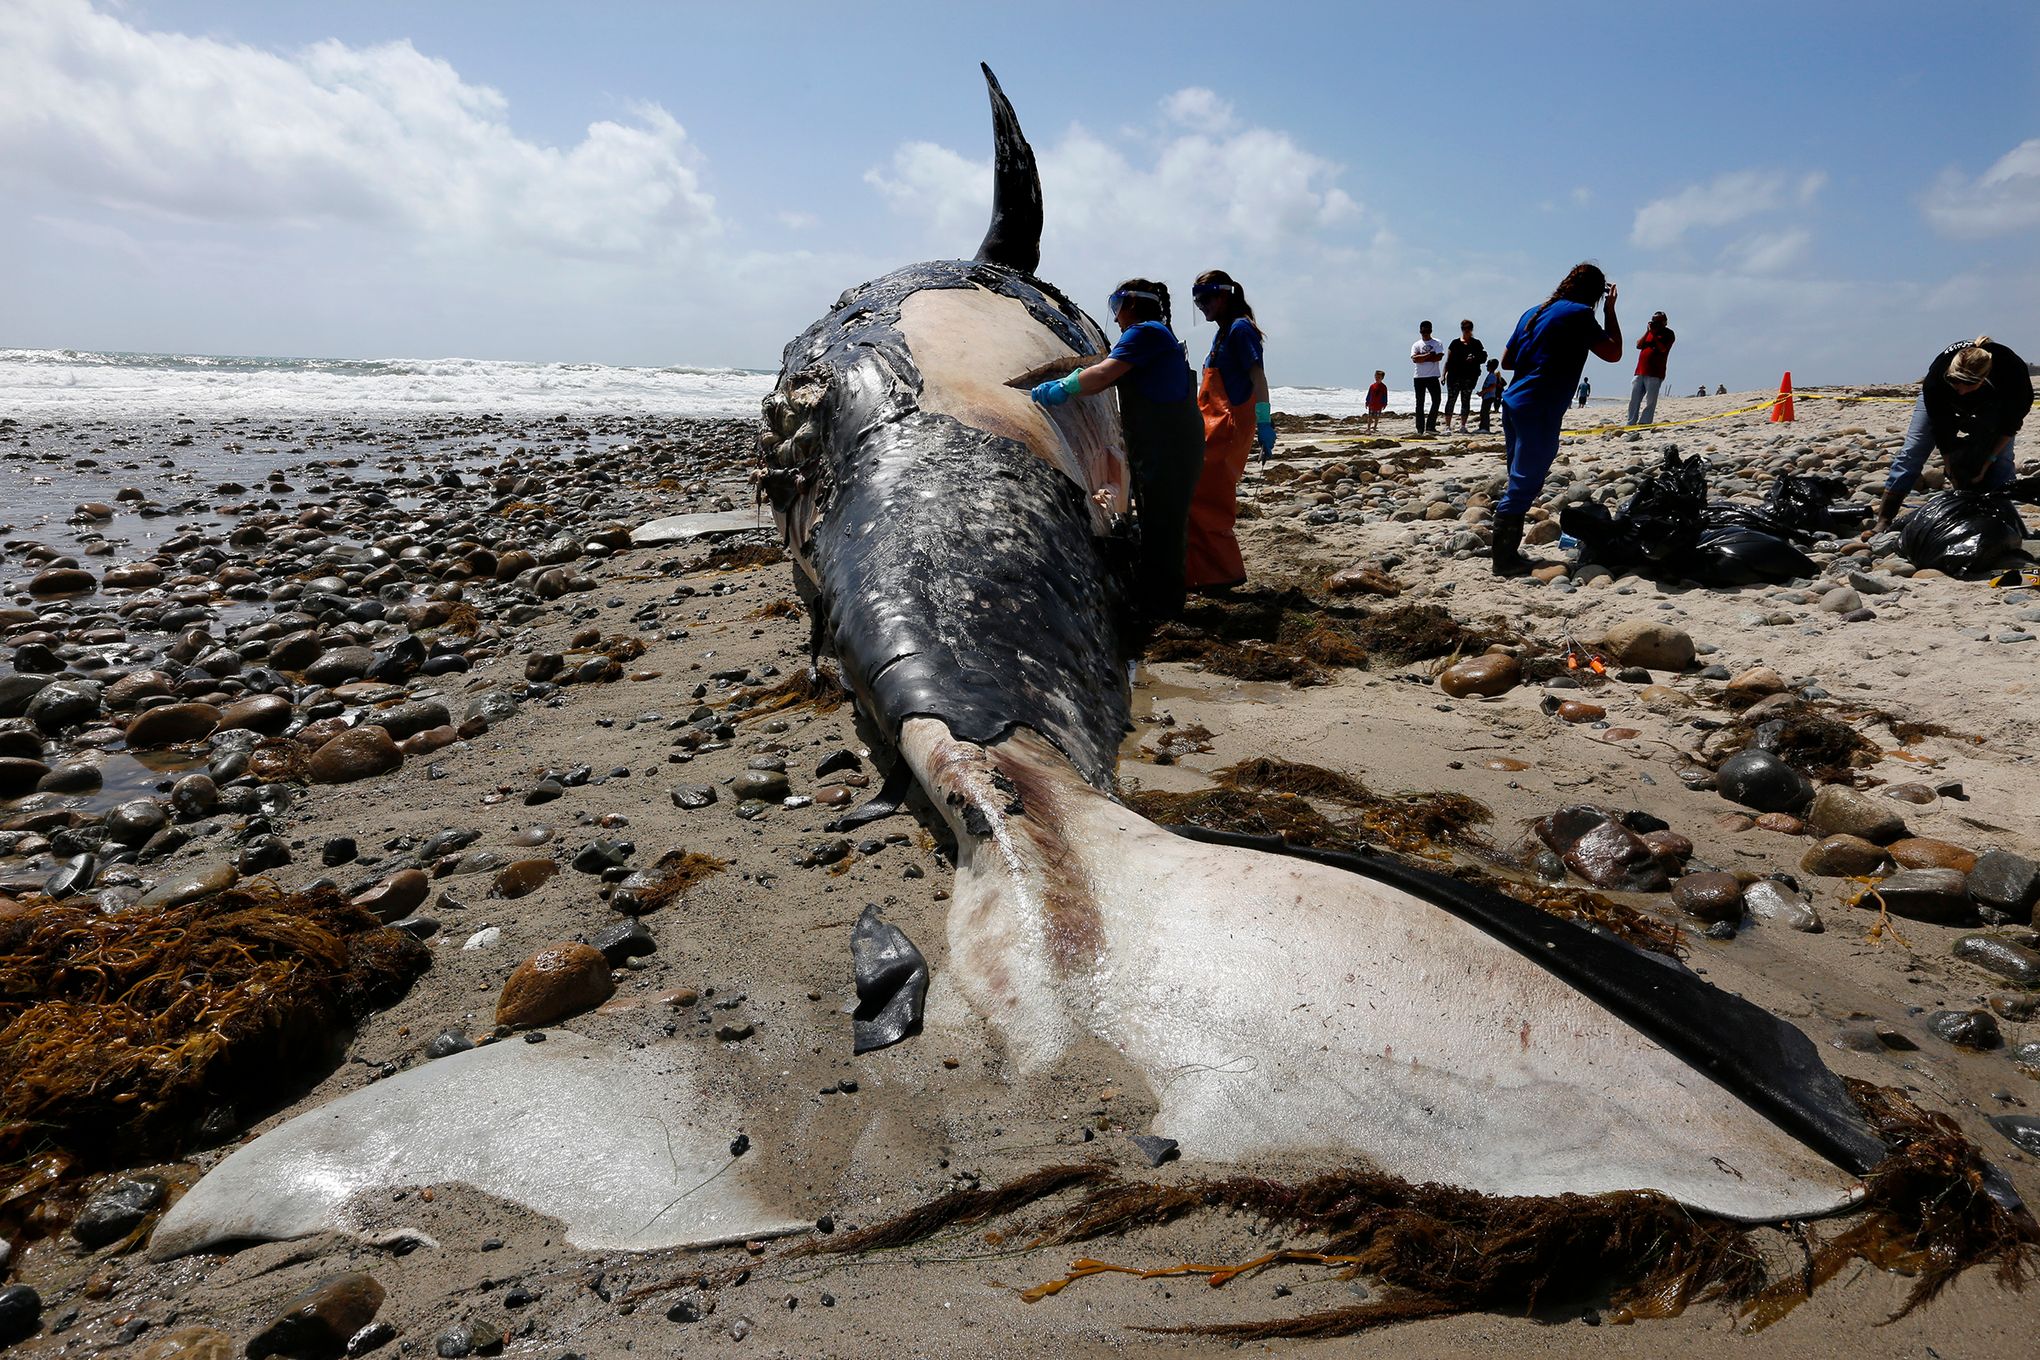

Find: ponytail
1110;277;1173;328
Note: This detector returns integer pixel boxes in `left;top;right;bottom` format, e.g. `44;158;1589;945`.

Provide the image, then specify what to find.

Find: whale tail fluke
976;63;1043;274
899;716;1885;1223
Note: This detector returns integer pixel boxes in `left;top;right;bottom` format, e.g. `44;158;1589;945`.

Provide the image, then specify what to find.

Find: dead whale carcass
754;65;1886;1221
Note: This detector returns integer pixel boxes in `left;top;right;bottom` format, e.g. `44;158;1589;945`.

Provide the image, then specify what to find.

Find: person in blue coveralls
1492;263;1623;577
1030;278;1206;620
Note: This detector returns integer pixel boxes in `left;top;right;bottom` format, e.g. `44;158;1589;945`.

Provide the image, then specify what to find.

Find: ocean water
0;348;776;419
0;348;1394;420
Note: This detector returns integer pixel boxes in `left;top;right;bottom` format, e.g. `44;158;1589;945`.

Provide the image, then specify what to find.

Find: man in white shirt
1410;321;1445;434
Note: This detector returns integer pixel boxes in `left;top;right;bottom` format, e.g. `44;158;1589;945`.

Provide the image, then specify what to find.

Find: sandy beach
2;386;2037;1358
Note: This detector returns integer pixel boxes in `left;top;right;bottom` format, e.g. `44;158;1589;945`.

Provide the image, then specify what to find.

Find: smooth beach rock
1871;868;1973;924
1752;812;1805;835
169;773;219;819
28;567;96;597
1556;699;1605;723
26;679;102;733
1805;785;1906;844
216;694;294;735
731;768;790;802
1638;684;1694;712
136;864;239;910
0;757;48;797
1925;1009;2001;1050
1723;666;1788;704
1968;850;2040;922
0;1284;41;1347
1715;749;1812;814
37;759;101;794
103;670;175;710
101;563;165;591
245;1271;385;1360
496;943;615;1029
1952;934;2040;988
105;799;170;846
1886;838;1977;873
351;869;430;922
1598;620;1694;671
366;698;450;741
493;858;558;899
1743;880;1822;931
1561;819;1668;893
269;630;324;671
307;726;402;784
304;646;374;688
1672;871;1745;923
125;701;221;749
149;1032;808;1258
1800;834;1893;877
72;1174;169;1248
1437;654;1520;699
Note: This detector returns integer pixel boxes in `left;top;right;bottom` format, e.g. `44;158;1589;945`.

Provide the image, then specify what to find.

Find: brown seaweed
796;1077;2034;1341
0;884;429;1243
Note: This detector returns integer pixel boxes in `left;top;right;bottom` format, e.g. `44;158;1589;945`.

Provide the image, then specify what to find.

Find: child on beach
1478;360;1504;433
1364;370;1388;432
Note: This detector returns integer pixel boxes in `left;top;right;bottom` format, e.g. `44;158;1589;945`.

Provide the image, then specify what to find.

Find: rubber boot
1490;512;1533;578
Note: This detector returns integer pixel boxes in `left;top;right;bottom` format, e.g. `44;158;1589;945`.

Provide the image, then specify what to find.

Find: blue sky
1;0;2035;390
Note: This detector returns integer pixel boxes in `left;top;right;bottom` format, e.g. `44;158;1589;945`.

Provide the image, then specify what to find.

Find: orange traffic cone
1769;371;1795;423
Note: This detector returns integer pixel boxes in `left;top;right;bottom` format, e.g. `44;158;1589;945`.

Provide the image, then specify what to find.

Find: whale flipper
974;64;1042;274
900;718;1883;1223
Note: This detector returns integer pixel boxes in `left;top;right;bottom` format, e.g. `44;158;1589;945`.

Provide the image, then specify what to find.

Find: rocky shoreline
3;391;2039;1357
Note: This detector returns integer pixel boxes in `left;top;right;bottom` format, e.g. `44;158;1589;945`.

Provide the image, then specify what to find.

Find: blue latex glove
1255;401;1275;459
1030;370;1084;407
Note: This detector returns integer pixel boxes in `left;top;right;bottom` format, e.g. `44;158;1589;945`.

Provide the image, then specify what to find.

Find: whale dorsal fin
975;64;1042;274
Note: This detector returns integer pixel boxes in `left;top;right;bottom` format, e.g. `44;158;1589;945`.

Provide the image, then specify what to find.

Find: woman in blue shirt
1031;278;1205;620
1493;262;1623;577
1184;269;1274;593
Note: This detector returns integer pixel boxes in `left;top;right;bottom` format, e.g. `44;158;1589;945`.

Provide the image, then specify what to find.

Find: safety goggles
1190;281;1235;302
1108;288;1161;312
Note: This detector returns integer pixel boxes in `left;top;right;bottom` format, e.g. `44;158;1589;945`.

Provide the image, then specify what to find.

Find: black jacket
1444;336;1487;384
1922;339;2032;477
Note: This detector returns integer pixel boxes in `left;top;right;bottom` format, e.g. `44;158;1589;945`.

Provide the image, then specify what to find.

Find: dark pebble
591;918;655;965
1925;1009;2002;1050
1128;1133;1179;1167
0;1284;41;1346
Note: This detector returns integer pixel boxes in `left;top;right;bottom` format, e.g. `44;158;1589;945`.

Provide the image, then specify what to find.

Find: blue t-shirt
1108;320;1195;404
1500;300;1605;418
1204;317;1265;407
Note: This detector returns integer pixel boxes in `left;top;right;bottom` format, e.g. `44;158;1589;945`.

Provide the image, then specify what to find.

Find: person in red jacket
1626;312;1675;427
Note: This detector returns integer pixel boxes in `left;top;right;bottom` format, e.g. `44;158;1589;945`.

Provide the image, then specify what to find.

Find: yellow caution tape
1303;391;1914;446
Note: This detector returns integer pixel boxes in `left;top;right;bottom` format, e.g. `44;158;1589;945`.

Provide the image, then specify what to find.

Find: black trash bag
1687;524;1818;586
1761;473;1869;541
1897;489;2028;578
851;903;927;1053
1559;448;1706;571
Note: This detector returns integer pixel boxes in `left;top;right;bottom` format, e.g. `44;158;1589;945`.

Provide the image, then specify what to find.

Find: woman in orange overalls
1187;270;1273;593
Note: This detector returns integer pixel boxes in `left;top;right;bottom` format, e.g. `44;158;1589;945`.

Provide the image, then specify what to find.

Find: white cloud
1630;169;1821;250
1722;227;1811;276
864;140;989;240
0;0;718;256
1159;87;1236;132
868;93;1358;261
1923;138;2040;238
